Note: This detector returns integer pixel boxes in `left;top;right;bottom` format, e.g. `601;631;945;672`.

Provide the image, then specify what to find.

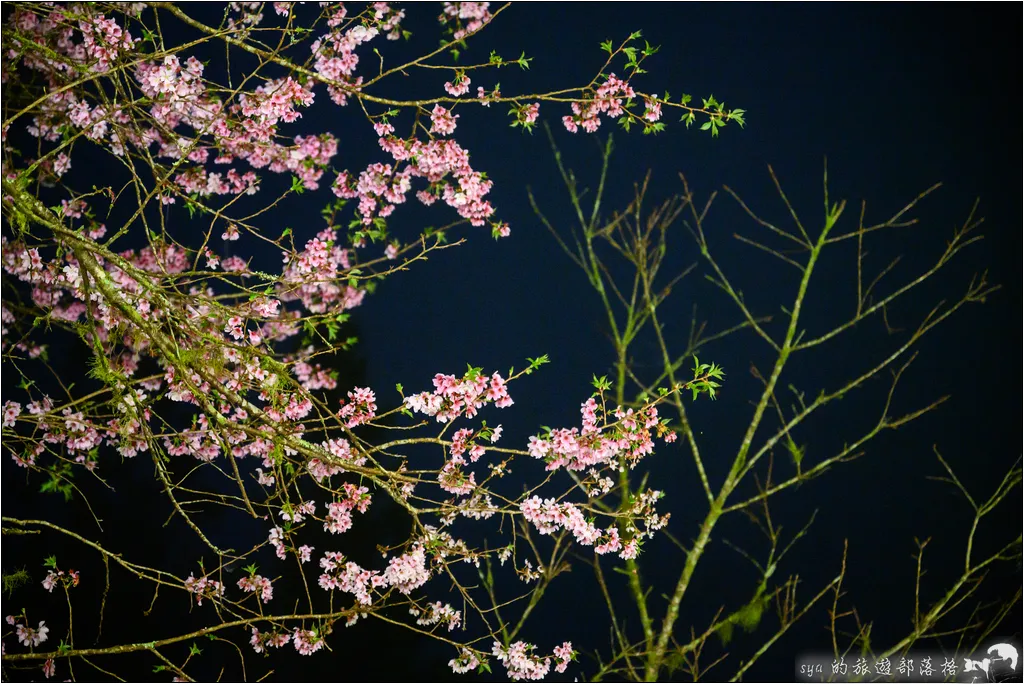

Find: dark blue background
3;3;1019;682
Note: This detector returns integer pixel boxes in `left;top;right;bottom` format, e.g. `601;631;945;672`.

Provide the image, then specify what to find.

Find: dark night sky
3;3;1021;683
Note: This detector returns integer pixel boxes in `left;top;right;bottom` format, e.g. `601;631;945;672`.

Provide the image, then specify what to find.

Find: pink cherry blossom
430;104;459;136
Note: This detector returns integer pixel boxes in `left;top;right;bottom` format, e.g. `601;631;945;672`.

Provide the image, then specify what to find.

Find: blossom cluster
318;551;379;604
5;6;138;79
338;386;377;427
292;628;326;656
404;369;513;423
316;542;430;608
323;483;372;534
280;228;365;315
41;568;80;593
527;397;666;472
249;626;291;654
335;133;499;229
409;601;462;631
7;616;49;648
184;573;226;606
311;3;405;107
440;2;493;41
520;496;637;560
519;481;671;560
237;574;274;604
563;74;636;133
309;436;367;483
491;640;575;681
449;648;481;674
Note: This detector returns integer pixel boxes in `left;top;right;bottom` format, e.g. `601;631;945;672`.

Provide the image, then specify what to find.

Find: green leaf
464;364;484;382
786;436;805;467
525;355;550;373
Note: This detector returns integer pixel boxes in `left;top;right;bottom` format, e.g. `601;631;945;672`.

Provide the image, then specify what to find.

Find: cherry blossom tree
2;3;1018;683
1;3;739;681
